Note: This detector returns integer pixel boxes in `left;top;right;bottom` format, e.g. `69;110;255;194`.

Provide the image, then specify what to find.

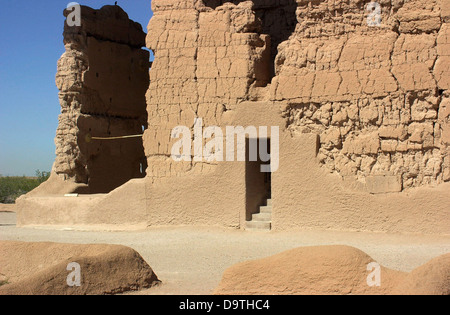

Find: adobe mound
0;241;160;295
214;245;406;295
392;253;450;295
0;204;15;213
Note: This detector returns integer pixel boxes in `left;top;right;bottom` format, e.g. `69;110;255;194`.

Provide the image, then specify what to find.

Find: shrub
0;170;50;204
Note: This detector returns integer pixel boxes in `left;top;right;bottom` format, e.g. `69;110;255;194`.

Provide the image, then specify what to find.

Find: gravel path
1;212;449;295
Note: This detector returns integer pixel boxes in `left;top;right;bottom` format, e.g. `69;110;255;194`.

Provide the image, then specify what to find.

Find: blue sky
0;0;153;176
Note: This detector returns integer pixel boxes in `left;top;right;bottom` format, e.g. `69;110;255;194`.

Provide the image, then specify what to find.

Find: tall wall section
145;0;272;179
54;5;150;193
144;0;277;228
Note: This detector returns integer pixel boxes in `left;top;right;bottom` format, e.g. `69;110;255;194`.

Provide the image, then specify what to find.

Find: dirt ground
0;210;449;295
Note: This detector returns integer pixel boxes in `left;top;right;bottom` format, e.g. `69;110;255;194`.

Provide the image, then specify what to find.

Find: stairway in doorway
245;199;272;231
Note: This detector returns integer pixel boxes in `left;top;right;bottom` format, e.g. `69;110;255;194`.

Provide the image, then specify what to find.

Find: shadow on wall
202;0;298;78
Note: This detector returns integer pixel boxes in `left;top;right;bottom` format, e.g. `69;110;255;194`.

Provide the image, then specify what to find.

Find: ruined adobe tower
55;5;149;193
17;1;450;235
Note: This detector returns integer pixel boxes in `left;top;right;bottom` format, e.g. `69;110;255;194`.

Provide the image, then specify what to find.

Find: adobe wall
143;1;274;228
143;0;449;234
54;5;149;193
16;1;449;234
273;0;450;191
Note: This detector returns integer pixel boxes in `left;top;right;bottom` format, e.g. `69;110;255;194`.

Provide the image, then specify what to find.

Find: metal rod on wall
85;134;143;143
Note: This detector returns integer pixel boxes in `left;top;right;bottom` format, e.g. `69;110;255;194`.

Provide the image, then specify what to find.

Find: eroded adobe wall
144;0;275;228
144;0;449;233
203;0;298;76
145;0;273;180
146;0;449;190
17;1;449;232
55;5;149;193
274;0;450;192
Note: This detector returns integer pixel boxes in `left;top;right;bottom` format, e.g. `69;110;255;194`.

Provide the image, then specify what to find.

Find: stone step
252;212;272;222
246;221;271;231
266;199;272;206
259;205;272;214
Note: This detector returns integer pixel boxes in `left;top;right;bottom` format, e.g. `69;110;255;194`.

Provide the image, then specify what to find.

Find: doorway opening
245;137;272;221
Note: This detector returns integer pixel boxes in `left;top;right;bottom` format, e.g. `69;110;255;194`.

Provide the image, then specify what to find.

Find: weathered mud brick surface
55;5;149;193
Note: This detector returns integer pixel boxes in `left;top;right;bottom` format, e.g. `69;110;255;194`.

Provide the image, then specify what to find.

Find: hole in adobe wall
141;47;154;64
202;0;297;80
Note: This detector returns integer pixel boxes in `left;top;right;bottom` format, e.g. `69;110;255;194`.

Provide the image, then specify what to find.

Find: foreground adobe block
0;241;160;295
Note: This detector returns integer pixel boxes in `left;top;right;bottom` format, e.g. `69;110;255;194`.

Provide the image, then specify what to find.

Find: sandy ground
0;211;449;295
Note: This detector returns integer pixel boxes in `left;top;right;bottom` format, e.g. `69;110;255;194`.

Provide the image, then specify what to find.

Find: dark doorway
245;138;272;221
